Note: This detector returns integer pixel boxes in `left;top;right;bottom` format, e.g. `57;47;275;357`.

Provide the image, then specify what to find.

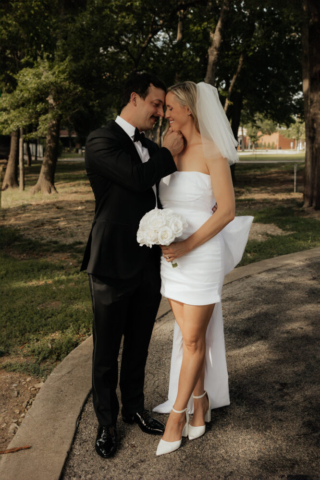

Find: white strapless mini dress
153;171;253;413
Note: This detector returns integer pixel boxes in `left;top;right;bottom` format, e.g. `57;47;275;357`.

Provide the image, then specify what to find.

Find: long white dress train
153;171;253;414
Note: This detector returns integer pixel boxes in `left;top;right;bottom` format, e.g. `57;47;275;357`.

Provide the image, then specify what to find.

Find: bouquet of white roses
137;208;188;268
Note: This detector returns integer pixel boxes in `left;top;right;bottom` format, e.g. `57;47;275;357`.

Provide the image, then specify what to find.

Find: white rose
168;217;184;237
148;211;166;230
145;228;159;245
158;226;175;246
139;210;154;229
137;228;147;246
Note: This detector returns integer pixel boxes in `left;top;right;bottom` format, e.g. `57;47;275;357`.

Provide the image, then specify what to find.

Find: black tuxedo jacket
81;120;177;280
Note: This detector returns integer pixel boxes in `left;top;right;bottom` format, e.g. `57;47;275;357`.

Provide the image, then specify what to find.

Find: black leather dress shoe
122;409;165;435
95;425;117;458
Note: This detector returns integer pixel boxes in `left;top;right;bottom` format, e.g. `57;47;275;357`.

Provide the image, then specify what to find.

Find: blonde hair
166;81;199;133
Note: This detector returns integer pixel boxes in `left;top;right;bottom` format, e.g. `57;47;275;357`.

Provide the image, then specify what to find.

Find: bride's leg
191;360;209;427
162;300;214;442
191;300;215;427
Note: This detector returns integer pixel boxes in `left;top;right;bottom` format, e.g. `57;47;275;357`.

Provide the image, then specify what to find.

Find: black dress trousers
88;250;161;427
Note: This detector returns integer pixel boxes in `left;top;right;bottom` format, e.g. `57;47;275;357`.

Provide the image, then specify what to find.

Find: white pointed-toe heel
156;407;189;456
188;391;211;441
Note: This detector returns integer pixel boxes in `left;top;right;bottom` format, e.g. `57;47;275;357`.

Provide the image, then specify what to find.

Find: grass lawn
58;152;84;159
237;201;320;266
0;160;319;378
0;227;92;377
239;152;305;162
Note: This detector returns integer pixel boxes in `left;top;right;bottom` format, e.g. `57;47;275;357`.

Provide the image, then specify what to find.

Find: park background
0;0;319;460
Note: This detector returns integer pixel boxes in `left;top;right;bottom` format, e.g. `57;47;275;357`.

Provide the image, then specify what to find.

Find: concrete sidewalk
63;250;320;480
1;248;320;480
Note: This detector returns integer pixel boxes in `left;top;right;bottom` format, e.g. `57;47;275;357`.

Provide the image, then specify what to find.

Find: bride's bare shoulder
206;154;230;176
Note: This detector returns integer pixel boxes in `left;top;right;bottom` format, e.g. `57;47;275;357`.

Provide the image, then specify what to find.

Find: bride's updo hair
167;81;200;132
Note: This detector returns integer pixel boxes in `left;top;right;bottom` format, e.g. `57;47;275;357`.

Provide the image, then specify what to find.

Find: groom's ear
130;92;138;106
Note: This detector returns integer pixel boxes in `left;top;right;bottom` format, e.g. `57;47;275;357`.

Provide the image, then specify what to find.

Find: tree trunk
26;141;32;167
302;0;313;207
174;10;184;83
230;93;242;140
204;0;230;86
229;93;243;184
303;0;320;209
19;128;25;191
31;117;60;194
2;130;19;190
308;0;320;209
177;9;183;42
224;54;244;115
35;138;38;163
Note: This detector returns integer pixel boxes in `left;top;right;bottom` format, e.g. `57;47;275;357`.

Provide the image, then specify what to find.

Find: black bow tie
134;128;148;148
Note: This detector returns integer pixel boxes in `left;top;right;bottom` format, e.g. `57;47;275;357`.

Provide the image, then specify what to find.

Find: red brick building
257;132;296;149
237;128;303;150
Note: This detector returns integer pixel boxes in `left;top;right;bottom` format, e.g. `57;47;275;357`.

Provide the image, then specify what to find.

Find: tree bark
230;93;243;140
174;10;184;83
177;9;184;42
31;116;60;194
26;141;32;167
302;0;314;207
229;93;243;184
308;0;320;209
224;54;244;115
204;0;230;86
19;128;24;191
2;130;19;190
35;138;38;163
303;0;320;209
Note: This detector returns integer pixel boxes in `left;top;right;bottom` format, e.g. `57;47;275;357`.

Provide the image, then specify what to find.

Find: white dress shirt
115;116;157;205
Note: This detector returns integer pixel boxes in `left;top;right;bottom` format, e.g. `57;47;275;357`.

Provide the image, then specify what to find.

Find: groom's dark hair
120;71;166;111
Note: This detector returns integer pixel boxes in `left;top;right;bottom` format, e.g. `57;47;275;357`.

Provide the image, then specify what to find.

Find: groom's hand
163;129;184;157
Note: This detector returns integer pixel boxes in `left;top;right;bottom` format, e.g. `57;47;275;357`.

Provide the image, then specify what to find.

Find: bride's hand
160;241;190;262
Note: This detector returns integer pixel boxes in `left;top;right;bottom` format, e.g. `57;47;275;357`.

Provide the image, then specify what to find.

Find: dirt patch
249;223;294;242
37;300;62;310
1;199;94;245
238;192;303;201
1;194;304;249
0;371;43;451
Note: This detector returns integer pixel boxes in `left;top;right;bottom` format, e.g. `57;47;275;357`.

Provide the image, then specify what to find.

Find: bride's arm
161;156;235;260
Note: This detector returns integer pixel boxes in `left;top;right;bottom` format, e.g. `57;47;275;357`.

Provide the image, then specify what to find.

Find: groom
81;72;183;459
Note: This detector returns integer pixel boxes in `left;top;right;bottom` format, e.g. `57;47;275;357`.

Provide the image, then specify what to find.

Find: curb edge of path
1;246;320;480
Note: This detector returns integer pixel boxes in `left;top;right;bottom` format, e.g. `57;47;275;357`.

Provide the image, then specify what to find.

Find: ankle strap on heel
172;406;188;414
193;391;207;399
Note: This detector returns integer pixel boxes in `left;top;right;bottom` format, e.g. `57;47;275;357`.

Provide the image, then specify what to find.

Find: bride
153;81;253;456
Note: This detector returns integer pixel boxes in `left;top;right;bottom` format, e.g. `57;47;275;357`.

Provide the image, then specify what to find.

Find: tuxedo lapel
110;120;142;165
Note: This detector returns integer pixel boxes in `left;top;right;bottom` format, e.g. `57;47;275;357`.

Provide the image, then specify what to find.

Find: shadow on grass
19;161;87;188
237;202;320;266
0;225;91;377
